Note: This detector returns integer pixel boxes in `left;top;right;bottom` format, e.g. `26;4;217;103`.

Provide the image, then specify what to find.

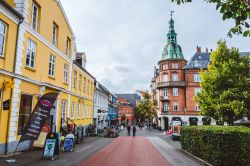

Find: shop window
0;20;7;57
18;94;33;135
26;39;36;69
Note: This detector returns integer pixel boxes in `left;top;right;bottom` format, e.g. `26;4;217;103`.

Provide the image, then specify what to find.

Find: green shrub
180;126;250;166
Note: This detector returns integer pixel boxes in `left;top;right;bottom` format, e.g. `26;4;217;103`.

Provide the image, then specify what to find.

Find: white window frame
73;71;77;88
172;74;179;81
63;64;68;83
31;2;39;31
26;39;36;68
61;100;67;124
78;74;82;90
52;23;58;46
0;21;7;57
162;64;168;70
173;88;178;96
194;74;201;82
66;37;70;56
173;102;179;111
48;54;55;77
86;105;89;118
172;63;178;69
162;74;168;82
71;102;75;119
82;103;85;119
163;88;168;97
163;102;168;111
77;103;80;119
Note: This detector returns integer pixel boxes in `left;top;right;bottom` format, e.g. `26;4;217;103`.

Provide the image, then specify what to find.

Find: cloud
61;0;250;93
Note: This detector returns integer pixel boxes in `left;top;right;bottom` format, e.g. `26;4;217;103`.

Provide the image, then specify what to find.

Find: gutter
5;17;24;154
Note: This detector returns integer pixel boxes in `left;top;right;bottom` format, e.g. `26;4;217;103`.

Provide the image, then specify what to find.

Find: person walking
132;125;136;137
127;124;131;136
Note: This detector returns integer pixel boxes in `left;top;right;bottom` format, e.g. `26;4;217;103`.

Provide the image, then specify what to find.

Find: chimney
196;46;201;53
76;52;87;69
206;48;208;53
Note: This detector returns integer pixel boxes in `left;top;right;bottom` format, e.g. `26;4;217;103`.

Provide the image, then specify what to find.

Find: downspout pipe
5;17;23;154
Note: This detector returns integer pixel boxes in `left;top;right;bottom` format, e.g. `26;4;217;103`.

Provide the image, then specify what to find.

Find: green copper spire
162;11;184;60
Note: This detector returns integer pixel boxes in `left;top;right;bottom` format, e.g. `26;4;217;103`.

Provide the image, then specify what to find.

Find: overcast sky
60;0;250;93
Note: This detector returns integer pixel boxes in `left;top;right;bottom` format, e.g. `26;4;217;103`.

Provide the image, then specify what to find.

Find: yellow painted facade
0;0;95;154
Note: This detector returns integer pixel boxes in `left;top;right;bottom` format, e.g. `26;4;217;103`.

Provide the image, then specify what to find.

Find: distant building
150;14;250;130
108;94;118;127
117;98;134;124
116;93;141;107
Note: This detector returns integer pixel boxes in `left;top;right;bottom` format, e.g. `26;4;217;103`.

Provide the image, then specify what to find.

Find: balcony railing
156;81;186;89
160;96;170;101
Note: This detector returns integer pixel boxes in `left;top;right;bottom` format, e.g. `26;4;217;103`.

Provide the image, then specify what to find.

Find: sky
60;0;250;93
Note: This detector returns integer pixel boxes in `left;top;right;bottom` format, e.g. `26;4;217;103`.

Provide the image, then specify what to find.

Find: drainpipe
5;18;23;154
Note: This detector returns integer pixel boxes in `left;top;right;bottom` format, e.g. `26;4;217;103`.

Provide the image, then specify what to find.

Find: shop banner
20;93;58;142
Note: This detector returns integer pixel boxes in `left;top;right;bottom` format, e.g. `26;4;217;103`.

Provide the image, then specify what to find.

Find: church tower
155;11;187;130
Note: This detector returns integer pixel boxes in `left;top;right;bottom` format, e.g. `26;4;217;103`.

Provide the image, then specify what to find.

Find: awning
189;117;198;122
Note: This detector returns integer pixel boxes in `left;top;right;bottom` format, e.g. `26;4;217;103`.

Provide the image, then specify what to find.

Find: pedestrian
127;124;131;136
132;125;136;137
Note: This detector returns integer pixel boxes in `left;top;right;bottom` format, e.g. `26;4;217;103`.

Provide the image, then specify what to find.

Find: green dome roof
161;15;184;60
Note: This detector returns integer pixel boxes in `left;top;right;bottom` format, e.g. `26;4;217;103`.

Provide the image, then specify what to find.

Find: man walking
132;125;136;137
127;124;131;136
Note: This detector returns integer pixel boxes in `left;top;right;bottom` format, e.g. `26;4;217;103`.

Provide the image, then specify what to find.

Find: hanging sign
3;99;10;110
42;132;59;160
19;93;58;142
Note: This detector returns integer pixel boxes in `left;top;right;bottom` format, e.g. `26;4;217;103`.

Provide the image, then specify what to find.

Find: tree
171;0;250;37
134;92;157;122
195;41;250;125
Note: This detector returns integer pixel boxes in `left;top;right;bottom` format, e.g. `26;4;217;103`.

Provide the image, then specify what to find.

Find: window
163;88;168;97
77;103;80;119
0;21;7;57
162;74;168;82
172;74;178;81
195;103;200;111
73;71;77;88
86;105;89;118
66;37;71;56
82;103;85;118
18;94;33;135
26;39;36;68
173;102;179;111
163;102;168;111
173;88;178;96
86;80;89;94
52;23;58;46
83;78;86;92
71;102;75;119
63;64;68;83
195;88;201;96
194;74;201;82
172;63;178;69
61;100;67;125
31;2;39;31
78;74;82;90
48;54;55;77
162;64;168;70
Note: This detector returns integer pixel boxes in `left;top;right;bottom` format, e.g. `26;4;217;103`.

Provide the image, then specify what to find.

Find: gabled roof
0;0;23;20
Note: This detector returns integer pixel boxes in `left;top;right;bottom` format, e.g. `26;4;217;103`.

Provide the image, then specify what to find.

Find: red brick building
117;98;134;124
151;15;211;130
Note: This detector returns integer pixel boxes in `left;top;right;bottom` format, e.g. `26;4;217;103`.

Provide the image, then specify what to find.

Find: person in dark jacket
127;124;131;136
132;125;136;137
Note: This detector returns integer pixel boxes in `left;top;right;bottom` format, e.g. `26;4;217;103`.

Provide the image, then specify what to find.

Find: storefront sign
63;138;74;152
42;132;59;160
3;100;10;110
20;93;58;142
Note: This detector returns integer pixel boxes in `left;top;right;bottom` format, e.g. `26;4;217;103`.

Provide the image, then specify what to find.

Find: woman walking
132;125;136;137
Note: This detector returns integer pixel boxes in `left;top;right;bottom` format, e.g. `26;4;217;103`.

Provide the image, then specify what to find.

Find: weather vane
170;10;174;18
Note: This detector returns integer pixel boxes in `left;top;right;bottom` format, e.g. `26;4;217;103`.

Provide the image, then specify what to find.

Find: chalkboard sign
42;132;59;160
63;138;74;152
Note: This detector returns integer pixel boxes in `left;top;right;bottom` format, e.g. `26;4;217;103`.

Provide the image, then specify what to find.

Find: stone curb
178;148;213;166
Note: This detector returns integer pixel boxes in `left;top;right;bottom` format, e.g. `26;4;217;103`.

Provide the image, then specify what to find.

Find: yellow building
0;0;95;154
